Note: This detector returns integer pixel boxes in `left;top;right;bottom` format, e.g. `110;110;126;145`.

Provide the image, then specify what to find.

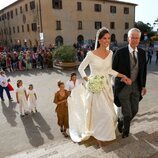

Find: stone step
86;139;157;158
6;108;158;158
64;131;158;158
148;152;158;158
6;137;97;158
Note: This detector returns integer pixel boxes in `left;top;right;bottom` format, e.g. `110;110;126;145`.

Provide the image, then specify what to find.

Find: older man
112;28;147;138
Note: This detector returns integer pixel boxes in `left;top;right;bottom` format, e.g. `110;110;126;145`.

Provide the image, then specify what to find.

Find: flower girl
27;84;37;113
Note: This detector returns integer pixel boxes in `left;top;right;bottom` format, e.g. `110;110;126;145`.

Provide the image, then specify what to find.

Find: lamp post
38;0;43;47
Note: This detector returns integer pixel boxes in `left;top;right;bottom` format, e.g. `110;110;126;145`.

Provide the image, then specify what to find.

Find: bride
68;27;131;147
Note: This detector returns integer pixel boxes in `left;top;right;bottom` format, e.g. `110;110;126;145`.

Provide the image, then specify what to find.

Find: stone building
0;0;137;47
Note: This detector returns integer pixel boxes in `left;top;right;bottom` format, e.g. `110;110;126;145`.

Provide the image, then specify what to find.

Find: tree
134;21;153;40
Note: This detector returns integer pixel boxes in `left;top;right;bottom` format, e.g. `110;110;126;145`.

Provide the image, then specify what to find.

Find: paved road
0;58;158;158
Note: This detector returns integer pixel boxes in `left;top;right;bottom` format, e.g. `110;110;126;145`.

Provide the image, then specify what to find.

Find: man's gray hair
128;28;141;38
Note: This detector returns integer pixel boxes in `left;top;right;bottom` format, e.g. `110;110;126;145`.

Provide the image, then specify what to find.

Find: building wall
0;0;136;47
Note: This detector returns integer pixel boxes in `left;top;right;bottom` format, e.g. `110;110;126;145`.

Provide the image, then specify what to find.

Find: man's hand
141;87;147;96
121;76;132;85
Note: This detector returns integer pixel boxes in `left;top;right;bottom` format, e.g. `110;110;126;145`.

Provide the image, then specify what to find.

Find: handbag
8;83;14;91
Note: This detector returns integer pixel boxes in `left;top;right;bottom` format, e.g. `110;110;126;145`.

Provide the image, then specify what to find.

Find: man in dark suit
112;28;147;138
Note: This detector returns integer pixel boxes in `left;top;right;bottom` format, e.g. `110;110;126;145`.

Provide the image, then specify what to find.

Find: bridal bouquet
86;75;105;93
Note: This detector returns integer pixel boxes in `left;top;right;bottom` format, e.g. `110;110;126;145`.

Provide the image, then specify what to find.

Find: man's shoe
122;132;129;138
118;119;123;133
1;98;5;101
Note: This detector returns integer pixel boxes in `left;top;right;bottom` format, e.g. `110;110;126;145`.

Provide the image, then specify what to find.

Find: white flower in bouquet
86;75;105;93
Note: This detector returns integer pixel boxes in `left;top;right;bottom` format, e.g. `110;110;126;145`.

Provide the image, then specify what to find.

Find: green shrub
54;45;77;62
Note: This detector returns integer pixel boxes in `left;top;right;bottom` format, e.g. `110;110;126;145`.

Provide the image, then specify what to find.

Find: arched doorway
35;39;38;46
77;35;84;45
55;36;63;46
29;39;32;47
124;33;128;41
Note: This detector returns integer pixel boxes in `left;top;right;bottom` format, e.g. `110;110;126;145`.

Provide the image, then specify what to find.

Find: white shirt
0;74;8;87
66;79;80;91
128;44;138;59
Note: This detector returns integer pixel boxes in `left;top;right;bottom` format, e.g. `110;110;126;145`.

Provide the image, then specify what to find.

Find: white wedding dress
68;51;118;142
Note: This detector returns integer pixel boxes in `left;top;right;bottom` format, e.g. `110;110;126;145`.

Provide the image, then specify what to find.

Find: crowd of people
0;47;54;73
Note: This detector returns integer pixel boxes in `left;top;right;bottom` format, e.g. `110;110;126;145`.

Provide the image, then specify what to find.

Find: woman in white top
66;72;80;92
0;70;13;101
68;27;131;147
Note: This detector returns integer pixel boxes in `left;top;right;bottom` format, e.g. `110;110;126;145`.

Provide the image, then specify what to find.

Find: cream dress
16;86;28;114
68;51;118;142
28;89;37;111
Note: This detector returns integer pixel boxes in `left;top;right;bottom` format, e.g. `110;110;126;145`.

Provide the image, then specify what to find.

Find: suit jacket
112;46;147;107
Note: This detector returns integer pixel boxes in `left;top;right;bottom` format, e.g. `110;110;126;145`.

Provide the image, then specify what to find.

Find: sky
0;0;157;30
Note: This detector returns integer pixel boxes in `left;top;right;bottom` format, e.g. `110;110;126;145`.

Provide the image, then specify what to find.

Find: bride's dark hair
97;29;110;48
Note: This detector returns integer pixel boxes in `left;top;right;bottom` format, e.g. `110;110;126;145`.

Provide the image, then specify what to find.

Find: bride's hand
83;76;88;82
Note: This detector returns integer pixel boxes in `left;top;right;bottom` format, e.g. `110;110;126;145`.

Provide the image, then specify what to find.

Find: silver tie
132;51;137;65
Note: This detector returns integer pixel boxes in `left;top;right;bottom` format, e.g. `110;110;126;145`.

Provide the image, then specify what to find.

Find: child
53;81;70;137
28;84;37;113
16;80;28;117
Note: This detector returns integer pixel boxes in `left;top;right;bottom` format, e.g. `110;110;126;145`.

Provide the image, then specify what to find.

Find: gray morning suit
112;46;147;135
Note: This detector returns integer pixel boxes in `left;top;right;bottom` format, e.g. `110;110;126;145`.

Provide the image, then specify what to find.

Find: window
4;28;7;35
77;2;82;11
110;6;116;13
27;24;30;32
20;6;23;13
9;27;11;35
13;27;15;33
78;21;82;30
110;22;115;29
125;22;129;29
56;21;61;30
1;14;4;20
10;10;13;19
7;12;10;20
0;29;2;35
94;4;101;12
124;7;129;14
25;4;28;11
30;1;35;10
31;23;37;31
4;14;6;20
17;26;20;33
52;0;62;9
22;25;24;32
95;21;102;29
15;8;18;15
